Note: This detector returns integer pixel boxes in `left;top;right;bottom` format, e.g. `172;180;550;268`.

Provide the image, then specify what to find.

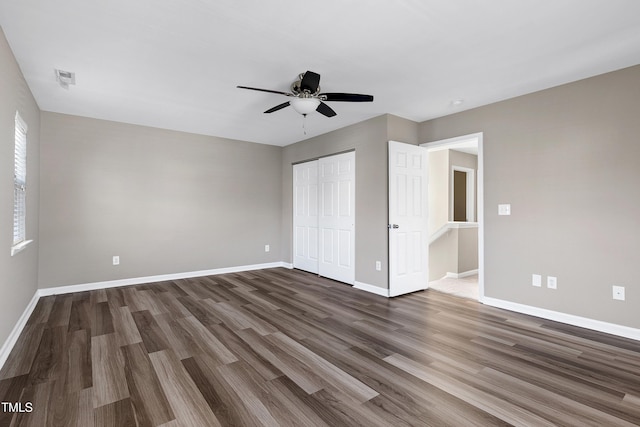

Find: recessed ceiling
1;0;639;146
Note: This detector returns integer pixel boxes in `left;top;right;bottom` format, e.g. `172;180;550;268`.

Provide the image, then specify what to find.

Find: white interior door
389;141;429;297
318;152;355;284
293;160;319;273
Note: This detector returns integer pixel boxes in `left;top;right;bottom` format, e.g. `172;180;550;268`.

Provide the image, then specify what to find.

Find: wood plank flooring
1;267;640;426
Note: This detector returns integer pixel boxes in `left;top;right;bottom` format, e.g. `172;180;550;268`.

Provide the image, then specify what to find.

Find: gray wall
458;227;478;273
38;113;283;288
420;65;640;329
387;114;419;145
0;27;40;346
429;229;457;280
428;149;449;235
429;227;478;281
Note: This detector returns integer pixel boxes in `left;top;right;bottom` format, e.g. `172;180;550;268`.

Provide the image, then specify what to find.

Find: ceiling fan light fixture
290;97;320;115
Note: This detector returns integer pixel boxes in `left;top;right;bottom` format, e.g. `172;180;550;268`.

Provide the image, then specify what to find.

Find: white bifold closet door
293;151;355;284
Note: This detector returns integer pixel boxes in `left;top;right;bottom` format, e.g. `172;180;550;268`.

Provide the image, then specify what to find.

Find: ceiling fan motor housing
291;78;320;97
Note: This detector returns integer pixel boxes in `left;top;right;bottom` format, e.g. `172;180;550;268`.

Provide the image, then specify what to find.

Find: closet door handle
388;224;399;229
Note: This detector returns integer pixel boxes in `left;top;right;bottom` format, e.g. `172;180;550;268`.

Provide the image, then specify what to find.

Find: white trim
10;239;33;256
445;269;479;279
430;221;478;244
354;281;390;297
0;291;40;370
38;262;289;297
421;132;484;301
478;134;484;304
422;133;481;151
482;297;640;342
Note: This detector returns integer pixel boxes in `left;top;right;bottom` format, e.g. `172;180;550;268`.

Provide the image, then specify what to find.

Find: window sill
11;240;33;256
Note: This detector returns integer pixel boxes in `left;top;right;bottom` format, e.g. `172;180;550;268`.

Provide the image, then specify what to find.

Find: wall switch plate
532;274;542;287
612;286;625;301
547;276;557;289
112;256;120;265
498;204;511;215
264;244;270;252
375;261;382;271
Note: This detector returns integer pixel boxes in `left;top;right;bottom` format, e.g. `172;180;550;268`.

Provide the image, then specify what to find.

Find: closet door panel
293;160;319;273
318;152;355;284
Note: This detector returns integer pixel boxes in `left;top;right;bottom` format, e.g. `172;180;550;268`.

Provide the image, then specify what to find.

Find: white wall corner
482;297;640;342
0;291;40;371
354;281;390;297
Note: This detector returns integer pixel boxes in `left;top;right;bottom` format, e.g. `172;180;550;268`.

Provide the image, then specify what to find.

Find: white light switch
112;256;120;265
498;204;511;215
547;276;557;289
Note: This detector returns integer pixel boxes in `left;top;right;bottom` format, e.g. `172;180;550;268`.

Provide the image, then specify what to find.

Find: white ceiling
1;1;640;147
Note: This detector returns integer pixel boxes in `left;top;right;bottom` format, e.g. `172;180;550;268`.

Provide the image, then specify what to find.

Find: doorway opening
421;133;483;301
452;166;475;223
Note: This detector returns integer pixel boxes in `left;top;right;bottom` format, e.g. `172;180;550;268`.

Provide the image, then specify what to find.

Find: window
11;112;30;255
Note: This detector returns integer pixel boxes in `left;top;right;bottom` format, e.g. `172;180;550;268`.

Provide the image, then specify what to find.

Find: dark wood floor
1;268;640;426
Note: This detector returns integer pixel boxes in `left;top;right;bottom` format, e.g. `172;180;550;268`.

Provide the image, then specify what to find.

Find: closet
293;151;355;284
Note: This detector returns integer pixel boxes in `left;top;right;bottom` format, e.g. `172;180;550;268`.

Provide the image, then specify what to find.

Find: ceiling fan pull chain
302;114;307;135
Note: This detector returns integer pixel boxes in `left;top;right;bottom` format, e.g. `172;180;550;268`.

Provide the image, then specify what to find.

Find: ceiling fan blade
264;101;291;113
316;102;337;117
237;86;291;96
300;71;321;93
320;93;374;102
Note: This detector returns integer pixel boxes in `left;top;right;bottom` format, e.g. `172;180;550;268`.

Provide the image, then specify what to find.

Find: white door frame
421;132;484;301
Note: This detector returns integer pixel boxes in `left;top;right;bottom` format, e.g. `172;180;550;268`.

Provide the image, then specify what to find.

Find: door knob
388;224;399;229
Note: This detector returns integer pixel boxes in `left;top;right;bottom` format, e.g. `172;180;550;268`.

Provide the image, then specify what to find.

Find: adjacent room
1;1;640;425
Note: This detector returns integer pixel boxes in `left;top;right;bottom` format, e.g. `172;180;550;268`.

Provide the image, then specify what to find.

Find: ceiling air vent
55;69;76;89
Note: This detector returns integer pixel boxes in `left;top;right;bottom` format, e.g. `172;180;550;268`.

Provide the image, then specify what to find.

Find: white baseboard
482;297;640;342
0;291;40;370
354;281;389;297
38;262;289;297
445;269;478;279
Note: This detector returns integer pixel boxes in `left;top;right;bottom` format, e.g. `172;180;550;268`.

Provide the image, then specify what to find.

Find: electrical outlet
547;276;557;289
532;274;542;287
112;256;120;265
612;286;625;301
375;261;382;271
265;244;270;252
498;204;511;216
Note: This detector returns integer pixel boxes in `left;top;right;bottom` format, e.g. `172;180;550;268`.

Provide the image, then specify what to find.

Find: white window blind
13;112;27;246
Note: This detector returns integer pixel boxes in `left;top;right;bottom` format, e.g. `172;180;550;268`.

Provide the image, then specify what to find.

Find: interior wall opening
422;134;483;301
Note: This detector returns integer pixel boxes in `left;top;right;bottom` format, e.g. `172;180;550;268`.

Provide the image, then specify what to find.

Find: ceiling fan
237;71;373;117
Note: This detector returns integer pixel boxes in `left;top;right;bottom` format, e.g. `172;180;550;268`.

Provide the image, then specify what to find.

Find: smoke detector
55;69;76;89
